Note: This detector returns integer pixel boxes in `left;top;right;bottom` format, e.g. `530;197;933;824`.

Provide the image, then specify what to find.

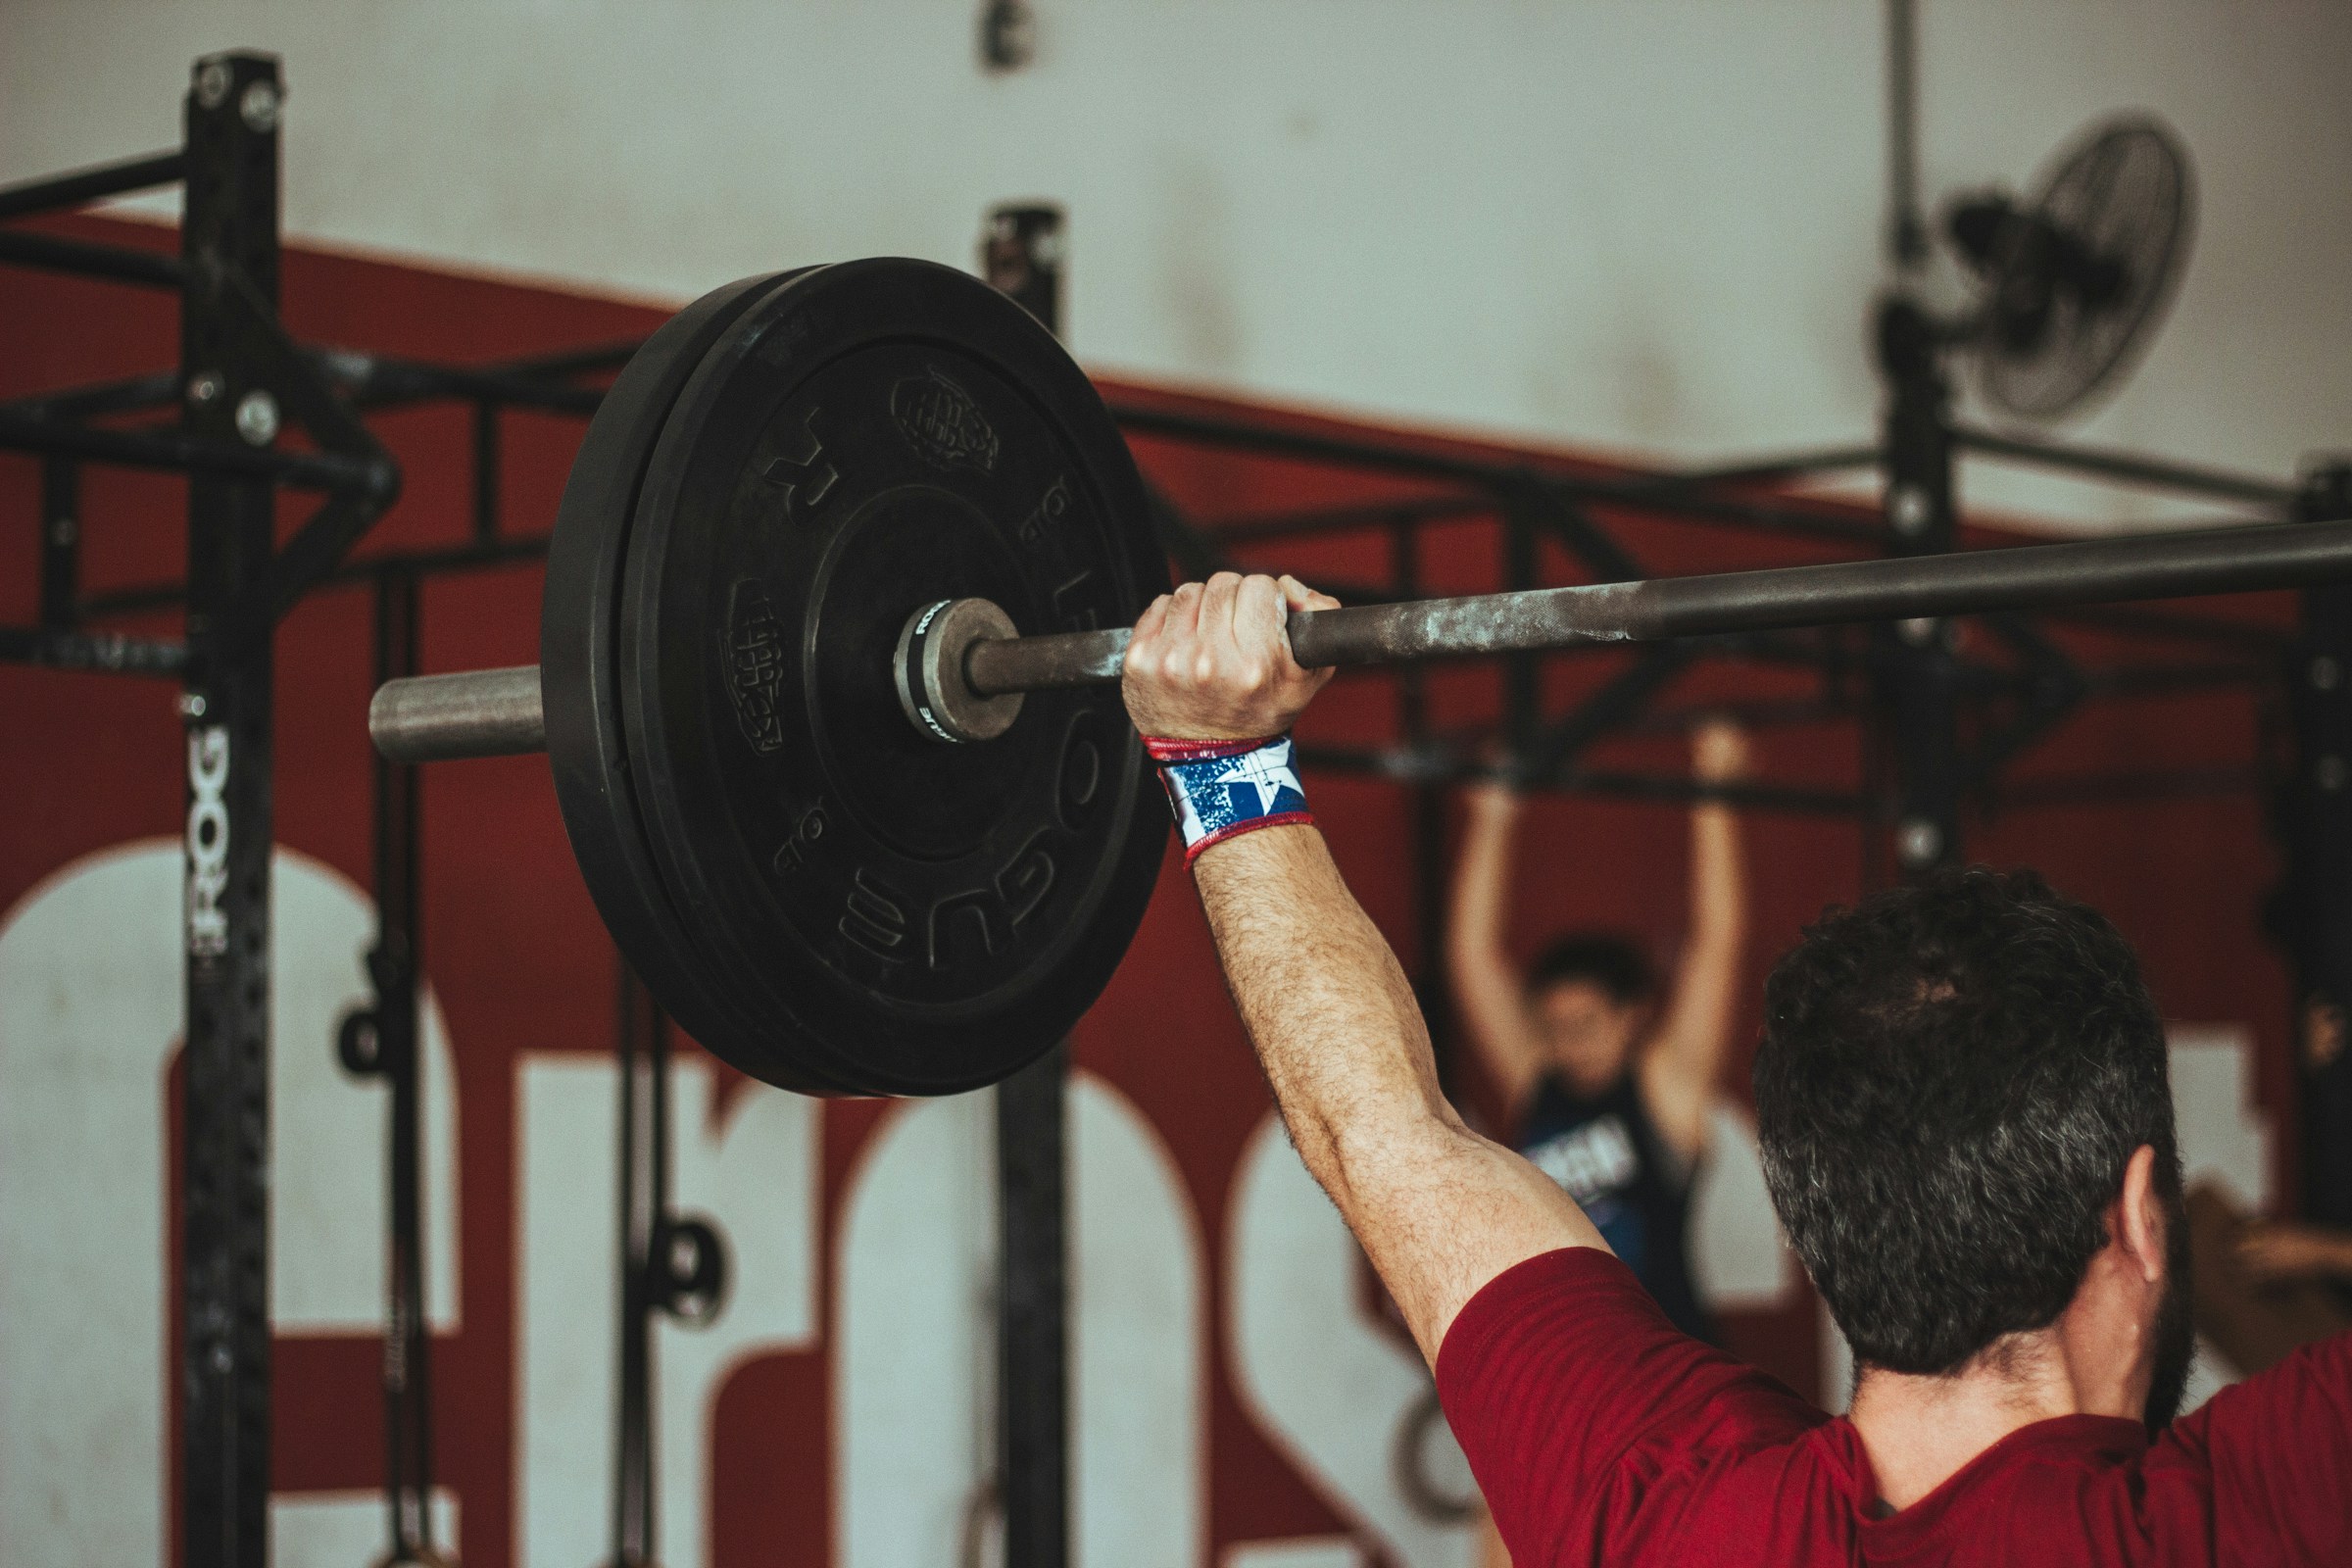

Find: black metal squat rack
3;50;635;1568
5;41;2350;1568
0;49;1087;1568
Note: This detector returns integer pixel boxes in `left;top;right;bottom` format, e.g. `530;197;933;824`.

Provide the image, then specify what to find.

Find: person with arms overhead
1121;570;2348;1567
1447;721;1750;1344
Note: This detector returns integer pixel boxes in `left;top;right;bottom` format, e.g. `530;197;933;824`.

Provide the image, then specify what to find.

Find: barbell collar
961;517;2352;694
895;597;1026;743
369;663;545;762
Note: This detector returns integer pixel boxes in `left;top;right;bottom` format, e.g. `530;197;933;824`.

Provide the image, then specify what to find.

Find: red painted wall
0;218;2297;1566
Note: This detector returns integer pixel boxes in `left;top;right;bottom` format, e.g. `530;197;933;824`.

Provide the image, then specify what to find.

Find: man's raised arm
1121;571;1604;1361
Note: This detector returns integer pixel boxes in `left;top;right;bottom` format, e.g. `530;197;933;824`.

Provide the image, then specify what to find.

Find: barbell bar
355;257;2352;1099
372;516;2352;765
370;662;543;761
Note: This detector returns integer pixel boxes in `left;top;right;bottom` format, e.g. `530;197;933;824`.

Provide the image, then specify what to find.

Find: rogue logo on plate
890;368;1000;472
721;580;787;755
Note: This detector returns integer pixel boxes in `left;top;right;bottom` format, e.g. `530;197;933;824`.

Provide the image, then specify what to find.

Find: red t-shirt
1436;1248;2351;1566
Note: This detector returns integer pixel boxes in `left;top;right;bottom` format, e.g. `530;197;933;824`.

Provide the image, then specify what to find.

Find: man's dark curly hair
1752;866;2181;1376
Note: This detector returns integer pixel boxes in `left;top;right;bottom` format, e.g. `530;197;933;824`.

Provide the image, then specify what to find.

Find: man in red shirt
1121;571;2350;1566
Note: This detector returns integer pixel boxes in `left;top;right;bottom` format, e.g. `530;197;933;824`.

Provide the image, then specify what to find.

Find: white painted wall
5;2;2346;531
833;1077;1203;1568
0;843;463;1568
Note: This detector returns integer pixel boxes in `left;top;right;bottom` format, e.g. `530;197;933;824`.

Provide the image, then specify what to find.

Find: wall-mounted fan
1937;116;2196;421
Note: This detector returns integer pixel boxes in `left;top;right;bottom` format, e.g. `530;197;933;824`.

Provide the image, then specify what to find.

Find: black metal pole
612;963;660;1568
997;1038;1071;1568
177;49;281;1568
2280;464;2352;1233
0;146;185;220
1950;424;2298;512
0;227;191;288
986;199;1072;1568
1885;0;1928;271
606;956;727;1568
0;625;188;674
0;406;383;487
1872;296;1963;877
1105;400;1885;546
0;367;182;423
1295;745;1869;814
354;566;438;1564
472;401;502;543
40;458;77;633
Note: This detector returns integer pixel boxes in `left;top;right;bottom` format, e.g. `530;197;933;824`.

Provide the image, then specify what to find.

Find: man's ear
2116;1144;2166;1285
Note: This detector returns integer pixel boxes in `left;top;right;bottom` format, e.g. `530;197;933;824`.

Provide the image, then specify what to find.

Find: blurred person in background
1447;720;1753;1345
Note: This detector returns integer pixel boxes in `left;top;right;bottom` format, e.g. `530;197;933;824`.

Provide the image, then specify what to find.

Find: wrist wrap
1145;733;1313;862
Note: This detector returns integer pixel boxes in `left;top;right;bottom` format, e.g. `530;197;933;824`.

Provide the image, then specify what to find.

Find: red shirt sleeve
2146;1329;2352;1564
1435;1248;1824;1564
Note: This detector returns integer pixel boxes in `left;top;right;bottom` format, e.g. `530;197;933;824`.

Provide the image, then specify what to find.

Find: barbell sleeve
370;517;2352;761
963;517;2352;693
369;663;545;763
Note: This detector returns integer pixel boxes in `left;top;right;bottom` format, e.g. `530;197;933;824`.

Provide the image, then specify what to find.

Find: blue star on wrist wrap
1147;733;1313;860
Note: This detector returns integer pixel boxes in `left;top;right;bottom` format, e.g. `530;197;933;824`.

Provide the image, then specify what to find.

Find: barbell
369;257;2352;1097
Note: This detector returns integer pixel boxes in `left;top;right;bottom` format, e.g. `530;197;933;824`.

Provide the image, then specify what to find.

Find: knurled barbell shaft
965;517;2352;693
368;517;2352;763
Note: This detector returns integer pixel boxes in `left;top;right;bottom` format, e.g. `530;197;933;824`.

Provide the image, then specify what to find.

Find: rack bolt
235;390;280;447
1888;485;1934;536
239;79;281;133
1896;816;1943;868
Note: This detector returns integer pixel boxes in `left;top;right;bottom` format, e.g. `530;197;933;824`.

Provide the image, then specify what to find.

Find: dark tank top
1516;1069;1716;1344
